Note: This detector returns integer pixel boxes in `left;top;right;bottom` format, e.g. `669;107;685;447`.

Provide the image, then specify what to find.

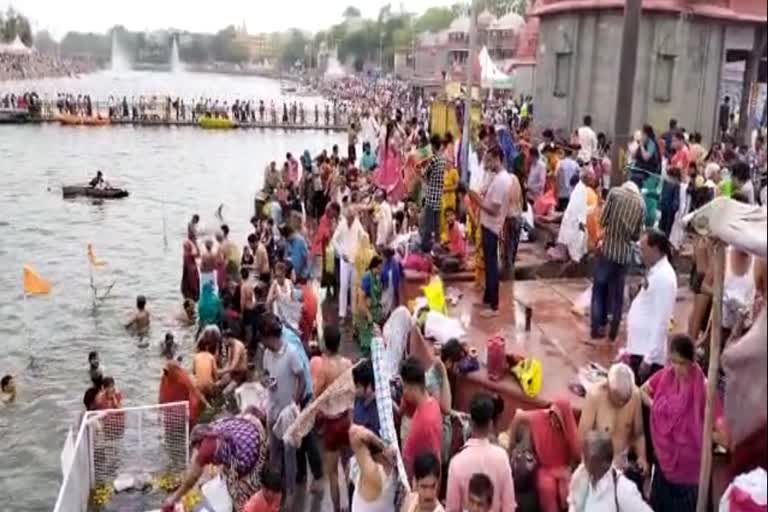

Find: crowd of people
53;76;768;512
0;51;96;82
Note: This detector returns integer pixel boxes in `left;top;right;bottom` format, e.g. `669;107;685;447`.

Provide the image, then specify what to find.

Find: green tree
413;6;456;33
60;31;110;59
33;30;58;54
450;2;470;18
0;7;33;46
484;0;528;16
342;6;361;18
280;29;308;67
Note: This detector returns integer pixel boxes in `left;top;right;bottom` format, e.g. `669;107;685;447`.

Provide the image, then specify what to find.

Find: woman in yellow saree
440;165;460;240
463;194;484;287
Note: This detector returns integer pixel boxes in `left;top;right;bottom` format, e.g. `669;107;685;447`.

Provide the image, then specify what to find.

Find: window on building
654;53;676;102
554;52;571;97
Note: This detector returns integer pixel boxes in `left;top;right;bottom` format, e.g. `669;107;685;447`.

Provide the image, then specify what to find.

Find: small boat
62;186;129;199
198;116;237;129
59;114;111;126
0;107;31;124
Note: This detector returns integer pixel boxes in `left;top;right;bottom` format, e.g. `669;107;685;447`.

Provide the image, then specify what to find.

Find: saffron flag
87;243;106;267
23;265;51;295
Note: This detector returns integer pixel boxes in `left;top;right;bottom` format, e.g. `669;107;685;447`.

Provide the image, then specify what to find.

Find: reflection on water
0;105;344;509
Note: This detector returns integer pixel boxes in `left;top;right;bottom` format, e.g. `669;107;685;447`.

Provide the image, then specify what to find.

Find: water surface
0;71;344;511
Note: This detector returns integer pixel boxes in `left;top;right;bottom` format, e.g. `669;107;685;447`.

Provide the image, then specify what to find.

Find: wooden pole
460;0;478;179
696;241;726;512
609;0;642;187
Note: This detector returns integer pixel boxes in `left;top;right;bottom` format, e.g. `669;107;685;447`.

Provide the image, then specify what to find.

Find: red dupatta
528;399;580;468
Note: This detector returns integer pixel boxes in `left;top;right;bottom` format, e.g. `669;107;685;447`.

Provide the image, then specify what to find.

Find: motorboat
62;186;129;199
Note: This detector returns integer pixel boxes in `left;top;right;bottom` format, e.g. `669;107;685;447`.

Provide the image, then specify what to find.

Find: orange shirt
586;186;602;249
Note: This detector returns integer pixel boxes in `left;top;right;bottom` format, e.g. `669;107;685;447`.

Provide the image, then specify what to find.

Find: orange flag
23;265;51;295
87;243;106;267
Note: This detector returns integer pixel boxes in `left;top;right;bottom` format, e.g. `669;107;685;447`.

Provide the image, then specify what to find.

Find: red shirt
671;145;691;170
403;397;443;478
300;283;318;344
447;222;466;259
243;490;282;512
311;212;333;257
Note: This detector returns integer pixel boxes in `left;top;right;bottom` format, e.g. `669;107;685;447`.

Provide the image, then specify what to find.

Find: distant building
409;9;524;89
530;0;766;142
234;24;275;63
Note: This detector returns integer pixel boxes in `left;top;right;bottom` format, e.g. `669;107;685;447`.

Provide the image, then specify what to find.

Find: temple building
530;0;767;142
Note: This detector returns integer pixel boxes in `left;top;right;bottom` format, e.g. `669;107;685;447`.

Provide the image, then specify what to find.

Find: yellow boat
198;116;237;129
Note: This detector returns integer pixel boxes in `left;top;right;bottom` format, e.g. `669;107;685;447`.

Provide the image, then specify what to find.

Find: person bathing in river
217;329;249;395
1;375;16;405
200;239;218;294
125;295;150;337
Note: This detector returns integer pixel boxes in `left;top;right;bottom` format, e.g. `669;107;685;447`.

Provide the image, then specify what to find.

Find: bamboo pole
696;241;726;512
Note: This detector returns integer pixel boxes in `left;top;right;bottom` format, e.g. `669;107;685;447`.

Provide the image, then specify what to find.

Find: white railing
53;401;189;512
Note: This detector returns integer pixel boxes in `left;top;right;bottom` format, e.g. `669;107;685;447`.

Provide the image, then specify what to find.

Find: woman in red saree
181;233;200;302
508;399;580;512
374;121;405;202
159;358;205;426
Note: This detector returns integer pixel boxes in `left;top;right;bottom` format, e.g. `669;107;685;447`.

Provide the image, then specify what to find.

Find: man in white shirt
373;189;394;250
577;115;598;163
332;206;366;320
469;145;511;318
567;430;652;512
625;229;678;384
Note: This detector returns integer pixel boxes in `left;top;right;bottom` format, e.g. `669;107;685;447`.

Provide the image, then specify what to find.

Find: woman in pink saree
641;334;712;512
374;121;405;202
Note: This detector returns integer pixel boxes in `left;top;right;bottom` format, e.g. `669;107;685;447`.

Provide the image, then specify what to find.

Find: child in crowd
243;468;282;512
467;473;495;512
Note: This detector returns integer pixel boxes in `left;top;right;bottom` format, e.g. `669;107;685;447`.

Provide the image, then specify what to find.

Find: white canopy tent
0;35;34;55
479;45;515;90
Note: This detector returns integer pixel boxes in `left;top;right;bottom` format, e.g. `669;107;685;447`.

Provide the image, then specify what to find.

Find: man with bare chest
200;239;218;293
577;363;649;478
217;331;248;395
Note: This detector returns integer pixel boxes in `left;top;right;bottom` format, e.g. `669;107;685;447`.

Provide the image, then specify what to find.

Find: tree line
0;8;33;46
19;0;526;70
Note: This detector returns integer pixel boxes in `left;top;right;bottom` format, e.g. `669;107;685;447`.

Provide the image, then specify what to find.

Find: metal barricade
53;401;189;512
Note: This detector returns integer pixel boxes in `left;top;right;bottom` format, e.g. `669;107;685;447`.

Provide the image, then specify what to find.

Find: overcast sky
4;0;455;39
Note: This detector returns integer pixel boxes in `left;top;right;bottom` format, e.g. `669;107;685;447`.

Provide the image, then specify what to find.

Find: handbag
509;424;539;493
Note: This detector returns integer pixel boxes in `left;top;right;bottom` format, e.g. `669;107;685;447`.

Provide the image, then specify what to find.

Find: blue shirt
361;152;377;172
285;233;310;280
353;396;381;437
282;326;312;400
557;157;580;199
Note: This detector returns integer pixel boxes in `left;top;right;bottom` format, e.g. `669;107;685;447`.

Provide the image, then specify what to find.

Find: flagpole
22;284;34;368
162;198;168;249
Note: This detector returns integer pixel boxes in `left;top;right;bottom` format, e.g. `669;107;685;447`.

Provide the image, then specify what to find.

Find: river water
0;71;345;511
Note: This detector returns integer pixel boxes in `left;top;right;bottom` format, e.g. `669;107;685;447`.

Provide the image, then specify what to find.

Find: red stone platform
406;278;694;430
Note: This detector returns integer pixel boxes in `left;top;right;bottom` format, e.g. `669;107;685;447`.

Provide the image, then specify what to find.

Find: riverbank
0;53;99;82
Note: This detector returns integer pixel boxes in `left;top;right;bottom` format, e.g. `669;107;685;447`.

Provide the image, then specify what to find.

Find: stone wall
533;10;755;143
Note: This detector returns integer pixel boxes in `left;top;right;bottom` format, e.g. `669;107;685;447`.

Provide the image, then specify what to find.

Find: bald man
567;431;652;511
577;364;649;477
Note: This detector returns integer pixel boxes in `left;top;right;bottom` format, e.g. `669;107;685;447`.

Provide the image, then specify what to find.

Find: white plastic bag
201;475;233;512
424;311;466;344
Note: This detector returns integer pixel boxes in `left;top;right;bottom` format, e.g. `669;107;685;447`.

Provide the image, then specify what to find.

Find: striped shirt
600;186;645;265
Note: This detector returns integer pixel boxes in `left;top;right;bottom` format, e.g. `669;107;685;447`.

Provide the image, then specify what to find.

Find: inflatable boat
62;186;129;199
